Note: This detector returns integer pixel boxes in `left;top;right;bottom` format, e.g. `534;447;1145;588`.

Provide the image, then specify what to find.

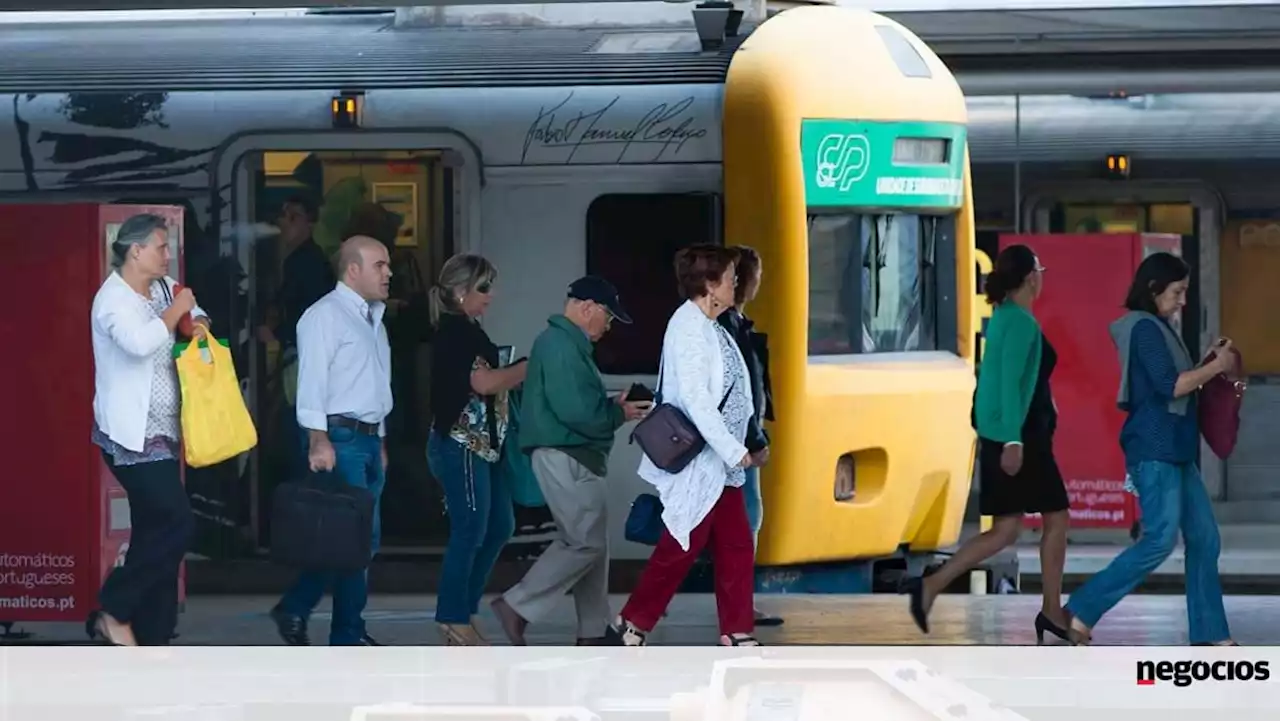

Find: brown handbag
631;354;735;474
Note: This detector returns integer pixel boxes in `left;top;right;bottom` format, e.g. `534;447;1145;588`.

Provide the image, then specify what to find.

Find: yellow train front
723;6;977;590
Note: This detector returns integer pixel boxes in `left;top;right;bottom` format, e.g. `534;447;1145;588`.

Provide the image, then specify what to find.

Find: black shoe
902;577;930;634
603;619;647;647
357;633;384;646
753;611;784;628
1034;612;1069;645
85;610;128;646
269;605;310;646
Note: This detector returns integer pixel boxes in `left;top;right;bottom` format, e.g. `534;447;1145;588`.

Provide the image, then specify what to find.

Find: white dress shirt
92;272;208;453
638;300;753;551
294;282;393;436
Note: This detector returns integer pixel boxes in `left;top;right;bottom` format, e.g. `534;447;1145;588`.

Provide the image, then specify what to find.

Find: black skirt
977;437;1069;517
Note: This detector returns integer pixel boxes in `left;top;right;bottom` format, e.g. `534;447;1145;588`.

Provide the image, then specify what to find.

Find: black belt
327;415;380;436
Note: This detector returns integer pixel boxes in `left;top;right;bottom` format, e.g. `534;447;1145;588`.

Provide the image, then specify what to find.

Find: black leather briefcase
269;470;375;573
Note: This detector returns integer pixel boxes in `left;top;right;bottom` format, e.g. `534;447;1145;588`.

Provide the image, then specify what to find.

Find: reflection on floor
9;593;1274;646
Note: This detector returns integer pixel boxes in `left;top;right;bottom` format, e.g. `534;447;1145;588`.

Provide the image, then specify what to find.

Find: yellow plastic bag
176;337;258;468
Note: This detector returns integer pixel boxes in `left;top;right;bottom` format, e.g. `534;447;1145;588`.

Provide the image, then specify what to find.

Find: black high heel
86;610;126;646
1034;612;1069;644
903;577;930;634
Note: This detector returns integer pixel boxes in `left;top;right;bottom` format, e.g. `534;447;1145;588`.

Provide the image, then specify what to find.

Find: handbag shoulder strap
717;377;735;412
655;345;735;411
655;351;666;405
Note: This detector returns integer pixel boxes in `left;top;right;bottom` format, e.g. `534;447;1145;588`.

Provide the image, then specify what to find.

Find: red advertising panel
997;233;1181;530
0;203;186;623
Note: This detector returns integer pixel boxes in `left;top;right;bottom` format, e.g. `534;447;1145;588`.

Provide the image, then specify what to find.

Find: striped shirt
1119;318;1199;467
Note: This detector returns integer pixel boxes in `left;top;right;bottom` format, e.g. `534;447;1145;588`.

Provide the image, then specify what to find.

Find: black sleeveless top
1022;332;1058;441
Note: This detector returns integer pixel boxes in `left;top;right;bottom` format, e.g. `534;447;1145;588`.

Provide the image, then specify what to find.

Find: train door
1022;184;1228;502
216;133;482;553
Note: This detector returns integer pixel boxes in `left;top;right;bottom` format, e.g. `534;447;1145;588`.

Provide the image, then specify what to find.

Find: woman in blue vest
904;244;1071;643
1064;252;1237;646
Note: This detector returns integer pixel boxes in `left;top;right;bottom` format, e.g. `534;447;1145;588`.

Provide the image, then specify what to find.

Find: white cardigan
92;272;207;453
638;300;753;551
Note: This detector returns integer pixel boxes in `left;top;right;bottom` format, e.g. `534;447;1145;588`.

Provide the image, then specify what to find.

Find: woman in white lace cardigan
605;245;766;647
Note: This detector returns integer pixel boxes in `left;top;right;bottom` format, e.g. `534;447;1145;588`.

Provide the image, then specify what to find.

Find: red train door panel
0;203;187;624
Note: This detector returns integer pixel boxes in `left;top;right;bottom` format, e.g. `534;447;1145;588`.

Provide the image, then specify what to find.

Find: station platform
1007;523;1280;590
5;592;1280;646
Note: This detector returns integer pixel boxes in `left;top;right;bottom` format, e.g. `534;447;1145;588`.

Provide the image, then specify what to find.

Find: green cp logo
815;133;871;192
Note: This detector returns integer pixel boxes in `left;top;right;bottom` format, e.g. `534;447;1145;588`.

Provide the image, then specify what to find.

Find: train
0;4;979;583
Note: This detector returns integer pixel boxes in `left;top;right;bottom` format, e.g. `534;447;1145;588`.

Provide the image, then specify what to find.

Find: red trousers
620;485;755;636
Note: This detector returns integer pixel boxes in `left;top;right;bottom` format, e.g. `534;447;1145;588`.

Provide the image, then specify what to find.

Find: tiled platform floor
5;592;1275;646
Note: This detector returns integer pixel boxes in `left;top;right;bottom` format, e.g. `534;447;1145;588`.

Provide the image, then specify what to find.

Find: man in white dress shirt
269;235;394;646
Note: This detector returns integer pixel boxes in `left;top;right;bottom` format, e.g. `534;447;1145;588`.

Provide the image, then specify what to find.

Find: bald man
270;235;393;646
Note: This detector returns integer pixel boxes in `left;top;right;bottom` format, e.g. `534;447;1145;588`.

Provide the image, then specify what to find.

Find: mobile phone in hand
627;383;655;403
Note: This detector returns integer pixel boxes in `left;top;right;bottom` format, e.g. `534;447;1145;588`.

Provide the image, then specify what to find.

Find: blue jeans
277;425;386;645
1066;460;1229;644
428;430;515;624
743;466;763;551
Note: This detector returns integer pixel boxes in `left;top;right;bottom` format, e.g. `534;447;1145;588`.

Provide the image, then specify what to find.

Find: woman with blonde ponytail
427;253;527;645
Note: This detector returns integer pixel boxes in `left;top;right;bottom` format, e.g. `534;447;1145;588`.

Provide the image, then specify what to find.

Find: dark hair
1124;252;1189;315
984;244;1038;305
109;213;169;269
731;245;761;306
283;195;319;223
674;244;738;300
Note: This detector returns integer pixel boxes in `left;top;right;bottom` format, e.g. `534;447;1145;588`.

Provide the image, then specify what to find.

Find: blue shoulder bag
625;493;664;546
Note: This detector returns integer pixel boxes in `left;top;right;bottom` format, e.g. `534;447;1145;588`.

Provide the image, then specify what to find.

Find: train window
586;193;722;375
875;25;931;79
807;212;944;355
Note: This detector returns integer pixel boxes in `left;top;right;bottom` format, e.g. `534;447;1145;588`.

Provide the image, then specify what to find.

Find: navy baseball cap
568;276;632;324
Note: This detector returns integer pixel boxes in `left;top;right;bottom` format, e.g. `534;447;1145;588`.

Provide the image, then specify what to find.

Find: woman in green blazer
904;244;1071;643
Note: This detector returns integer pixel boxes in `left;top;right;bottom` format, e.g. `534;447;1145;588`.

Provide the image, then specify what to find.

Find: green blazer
973;301;1042;444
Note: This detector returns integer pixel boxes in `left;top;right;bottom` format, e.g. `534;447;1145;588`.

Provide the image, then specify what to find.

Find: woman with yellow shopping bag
89;212;241;646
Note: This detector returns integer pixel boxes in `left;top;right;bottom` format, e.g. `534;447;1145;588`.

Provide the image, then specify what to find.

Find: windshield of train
808;212;950;355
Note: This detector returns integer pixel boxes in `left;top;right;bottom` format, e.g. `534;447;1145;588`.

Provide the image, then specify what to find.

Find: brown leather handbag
1199;346;1245;460
631;357;735;474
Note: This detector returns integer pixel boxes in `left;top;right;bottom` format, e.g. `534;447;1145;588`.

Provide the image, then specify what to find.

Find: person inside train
1064;253;1238;646
89;212;208;646
904;244;1072;643
606;245;764;647
257;196;334;479
428;253;527;645
490;276;651;646
715;245;782;628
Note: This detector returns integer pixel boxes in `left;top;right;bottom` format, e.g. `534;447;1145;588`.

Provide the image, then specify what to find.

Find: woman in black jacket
717;246;782;627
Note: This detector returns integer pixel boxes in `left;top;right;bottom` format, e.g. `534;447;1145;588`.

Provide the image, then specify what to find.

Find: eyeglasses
594;302;615;327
